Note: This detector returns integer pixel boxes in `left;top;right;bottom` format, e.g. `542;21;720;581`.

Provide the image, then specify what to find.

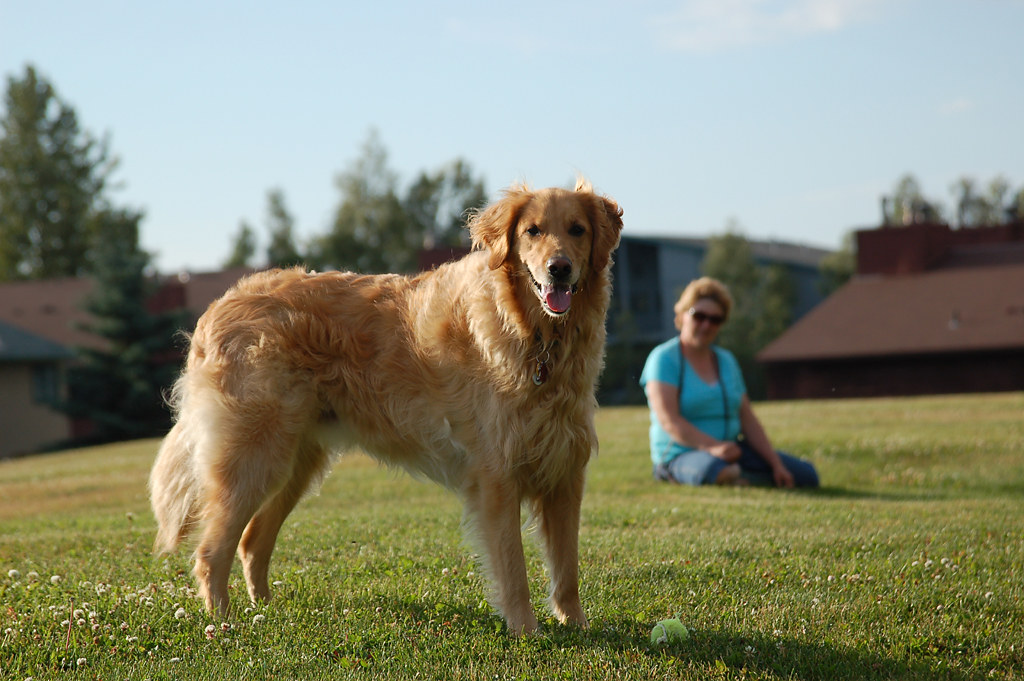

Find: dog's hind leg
238;438;328;604
193;418;304;617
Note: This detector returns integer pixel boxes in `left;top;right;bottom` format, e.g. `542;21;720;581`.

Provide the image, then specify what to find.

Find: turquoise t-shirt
639;338;746;465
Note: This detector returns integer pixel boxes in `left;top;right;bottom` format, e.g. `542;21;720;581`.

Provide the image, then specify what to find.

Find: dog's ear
577;182;623;272
469;185;533;270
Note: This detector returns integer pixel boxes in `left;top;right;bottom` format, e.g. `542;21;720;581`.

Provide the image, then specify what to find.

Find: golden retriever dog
149;180;622;634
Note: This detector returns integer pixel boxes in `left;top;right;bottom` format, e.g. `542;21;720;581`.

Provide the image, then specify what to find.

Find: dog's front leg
538;466;588;628
466;472;538;635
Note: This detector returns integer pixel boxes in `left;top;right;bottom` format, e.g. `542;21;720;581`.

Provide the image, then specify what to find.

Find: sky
2;0;1022;274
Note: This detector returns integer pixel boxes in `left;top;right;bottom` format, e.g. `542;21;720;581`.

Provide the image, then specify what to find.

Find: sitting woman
640;277;819;488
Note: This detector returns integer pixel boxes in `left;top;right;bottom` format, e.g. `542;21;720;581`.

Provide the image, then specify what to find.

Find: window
32;364;60;405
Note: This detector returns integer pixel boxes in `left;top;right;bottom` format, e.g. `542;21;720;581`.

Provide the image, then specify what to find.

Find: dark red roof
759;263;1024;361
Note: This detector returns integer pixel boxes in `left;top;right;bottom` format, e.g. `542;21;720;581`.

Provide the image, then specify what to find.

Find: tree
264;188;303;268
1008;187;1024;222
310;130;408;272
881;174;944;225
63;213;184;443
224;220;257;268
310;131;488;273
951;175;1012;227
701;227;795;400
0;65;131;280
404;159;487;249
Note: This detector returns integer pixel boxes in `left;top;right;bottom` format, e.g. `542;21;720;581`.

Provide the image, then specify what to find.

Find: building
0;320;74;458
758;222;1024;399
0;268;251;457
602;235;831;403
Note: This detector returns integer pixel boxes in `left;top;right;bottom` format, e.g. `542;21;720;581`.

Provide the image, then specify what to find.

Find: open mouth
531;276;577;316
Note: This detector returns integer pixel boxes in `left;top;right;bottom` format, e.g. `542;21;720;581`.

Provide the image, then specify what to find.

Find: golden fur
149;181;623;634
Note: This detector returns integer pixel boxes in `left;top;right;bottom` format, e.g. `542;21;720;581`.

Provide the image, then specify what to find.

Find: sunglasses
688;307;725;326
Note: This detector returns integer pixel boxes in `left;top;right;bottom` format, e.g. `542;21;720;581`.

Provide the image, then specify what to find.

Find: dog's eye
526;225;541;237
569;223;586;237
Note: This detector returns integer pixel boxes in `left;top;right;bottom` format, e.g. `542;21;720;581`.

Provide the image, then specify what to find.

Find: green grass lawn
2;393;1022;680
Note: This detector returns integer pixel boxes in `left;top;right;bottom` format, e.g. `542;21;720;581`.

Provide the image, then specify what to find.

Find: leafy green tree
310;131;488;273
882;174;944;225
700;227;759;353
404;159;487;249
951;175;1015;227
1008;187;1024;222
701;227;795;399
224;219;257;268
0;65;130;280
264;188;303;268
64;215;184;443
310;130;408;272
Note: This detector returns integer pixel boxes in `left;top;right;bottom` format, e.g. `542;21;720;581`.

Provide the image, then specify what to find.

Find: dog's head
469;180;623;317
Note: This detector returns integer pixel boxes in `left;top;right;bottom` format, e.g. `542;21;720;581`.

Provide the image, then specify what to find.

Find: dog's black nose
547;256;572;282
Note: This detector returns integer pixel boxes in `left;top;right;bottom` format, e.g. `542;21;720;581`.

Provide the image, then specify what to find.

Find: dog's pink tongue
544;284;572;313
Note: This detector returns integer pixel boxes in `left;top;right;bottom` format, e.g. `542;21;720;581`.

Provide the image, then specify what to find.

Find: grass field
2;393;1022;680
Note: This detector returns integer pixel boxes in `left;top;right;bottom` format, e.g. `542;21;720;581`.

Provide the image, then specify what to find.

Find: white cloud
939;97;976;115
653;0;888;52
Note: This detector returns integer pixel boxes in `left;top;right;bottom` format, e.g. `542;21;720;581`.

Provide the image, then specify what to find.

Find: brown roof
0;277;97;350
758;263;1024;361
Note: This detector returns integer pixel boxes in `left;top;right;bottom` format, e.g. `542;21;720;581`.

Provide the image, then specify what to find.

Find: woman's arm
738;395;794;487
647;381;741;462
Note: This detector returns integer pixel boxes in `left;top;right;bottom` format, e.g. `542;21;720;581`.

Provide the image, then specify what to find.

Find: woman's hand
709;441;742;462
772;462;795;488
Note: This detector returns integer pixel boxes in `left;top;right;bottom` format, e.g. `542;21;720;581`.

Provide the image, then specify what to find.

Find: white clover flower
76;658;87;666
27;571;39;581
204;624;217;638
252;614;265;624
174;608;187;619
7;569;20;580
50;575;62;585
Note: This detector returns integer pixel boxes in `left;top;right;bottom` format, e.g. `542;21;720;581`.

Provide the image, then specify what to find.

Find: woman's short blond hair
673;277;733;330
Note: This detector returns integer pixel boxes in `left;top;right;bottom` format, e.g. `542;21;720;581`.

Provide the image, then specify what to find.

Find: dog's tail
149;376;203;554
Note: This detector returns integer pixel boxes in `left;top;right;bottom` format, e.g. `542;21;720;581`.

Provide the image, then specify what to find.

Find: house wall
764;350;1024;400
0;363;70;458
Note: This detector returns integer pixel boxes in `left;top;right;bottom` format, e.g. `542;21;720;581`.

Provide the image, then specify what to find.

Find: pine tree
63;213;184;442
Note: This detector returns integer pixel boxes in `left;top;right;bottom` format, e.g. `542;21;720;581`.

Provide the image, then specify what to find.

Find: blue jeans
654;440;819;487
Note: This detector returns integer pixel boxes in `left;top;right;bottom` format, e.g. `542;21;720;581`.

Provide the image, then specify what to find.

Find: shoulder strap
680;342;730;441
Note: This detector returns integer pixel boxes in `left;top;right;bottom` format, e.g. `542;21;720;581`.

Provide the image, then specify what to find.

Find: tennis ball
650;617;689;645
